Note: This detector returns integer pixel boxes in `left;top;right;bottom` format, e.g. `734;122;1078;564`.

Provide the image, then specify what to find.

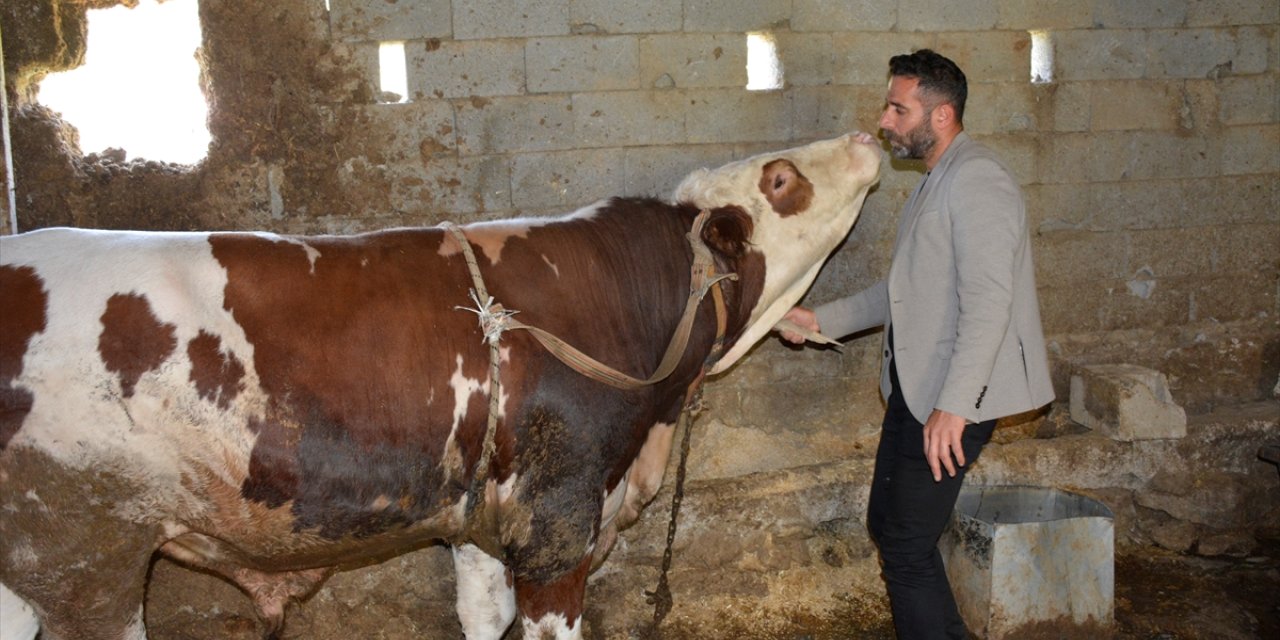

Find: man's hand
923;408;968;482
778;306;819;345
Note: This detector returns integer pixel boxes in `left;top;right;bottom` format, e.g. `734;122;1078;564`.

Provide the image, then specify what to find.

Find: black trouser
867;354;996;639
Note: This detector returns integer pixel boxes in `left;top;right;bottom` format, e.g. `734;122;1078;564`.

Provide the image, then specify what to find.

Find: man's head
878;49;967;165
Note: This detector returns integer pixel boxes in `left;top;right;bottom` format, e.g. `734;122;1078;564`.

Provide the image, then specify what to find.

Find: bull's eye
773;175;787;191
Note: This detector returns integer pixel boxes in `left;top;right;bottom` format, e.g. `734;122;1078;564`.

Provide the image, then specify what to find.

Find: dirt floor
134;534;1280;639
1109;533;1280;640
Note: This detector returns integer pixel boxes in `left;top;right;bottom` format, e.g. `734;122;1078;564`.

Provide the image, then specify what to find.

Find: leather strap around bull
444;211;736;390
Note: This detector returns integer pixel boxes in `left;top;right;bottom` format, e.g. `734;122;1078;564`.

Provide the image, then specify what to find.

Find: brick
1091;131;1218;181
685;89;794;144
314;41;379;104
1090;179;1190;230
1126;228;1216;278
329;0;451;41
1093;0;1188;29
1182;175;1280;226
996;0;1092;30
935;31;1032;82
963;82;1037;134
1218;74;1277;125
1026;182;1094;233
1036;132;1093;184
1145;27;1272;79
1046;81;1091;132
682;0;793;32
830;32;936;86
1034;229;1130;287
898;0;998;32
569;0;682;34
624;144;738;198
454;0;570;39
1221;124;1280;175
333;101;458;164
1186;0;1280;26
417;154;513;215
791;0;897;32
527;36;640;93
976;133;1037;185
785;86;865;142
1086;80;1184;131
1212;223;1280;274
639;34;747;89
1187;272;1277;322
1070;364;1187;441
571;91;686;147
407;40;525;100
509;148;627;209
1178;78;1221;132
455;95;575;155
1054;30;1148;81
773;33;835;87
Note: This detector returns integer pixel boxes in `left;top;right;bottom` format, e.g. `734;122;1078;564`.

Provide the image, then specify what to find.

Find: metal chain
642;389;703;639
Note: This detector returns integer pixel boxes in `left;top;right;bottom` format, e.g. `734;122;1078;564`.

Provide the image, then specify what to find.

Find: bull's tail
0;583;39;640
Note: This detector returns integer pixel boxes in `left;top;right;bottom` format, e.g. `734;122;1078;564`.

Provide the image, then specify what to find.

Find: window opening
1030;30;1054;84
746;32;783;91
378;41;409;103
36;0;210;165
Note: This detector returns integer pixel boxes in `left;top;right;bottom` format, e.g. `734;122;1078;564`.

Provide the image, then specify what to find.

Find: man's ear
933;102;955;128
700;205;753;258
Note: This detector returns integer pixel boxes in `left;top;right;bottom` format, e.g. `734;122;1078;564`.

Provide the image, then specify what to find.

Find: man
781;50;1055;638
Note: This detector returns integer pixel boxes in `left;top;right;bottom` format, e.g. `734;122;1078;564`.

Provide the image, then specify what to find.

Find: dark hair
888;49;967;124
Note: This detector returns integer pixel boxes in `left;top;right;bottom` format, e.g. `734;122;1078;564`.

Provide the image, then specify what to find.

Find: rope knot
456;289;520;345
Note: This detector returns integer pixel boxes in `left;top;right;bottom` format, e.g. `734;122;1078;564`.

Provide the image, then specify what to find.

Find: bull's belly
160;498;467;574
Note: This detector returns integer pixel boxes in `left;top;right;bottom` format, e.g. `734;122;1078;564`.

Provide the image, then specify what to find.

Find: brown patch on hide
0;265;48;448
515;553;592;630
757;158;814;217
188;330;246;410
98;292;178;398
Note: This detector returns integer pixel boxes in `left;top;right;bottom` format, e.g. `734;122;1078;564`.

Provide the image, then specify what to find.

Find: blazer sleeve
934;157;1024;420
813;279;888;340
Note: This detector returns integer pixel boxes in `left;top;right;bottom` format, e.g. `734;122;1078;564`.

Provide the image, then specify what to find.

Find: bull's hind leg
452;543;516;639
0;450;160;640
2;522;156;640
514;554;592;640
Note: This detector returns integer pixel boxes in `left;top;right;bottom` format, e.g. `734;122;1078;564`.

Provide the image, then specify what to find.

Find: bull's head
674;132;882;373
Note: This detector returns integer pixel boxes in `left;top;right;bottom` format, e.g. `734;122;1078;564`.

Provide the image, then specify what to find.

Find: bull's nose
850;131;878;146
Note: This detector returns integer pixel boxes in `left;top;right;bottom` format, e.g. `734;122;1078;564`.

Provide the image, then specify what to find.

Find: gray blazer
816;132;1055;424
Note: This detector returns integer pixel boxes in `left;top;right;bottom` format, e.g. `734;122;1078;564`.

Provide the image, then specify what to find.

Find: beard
884;118;937;160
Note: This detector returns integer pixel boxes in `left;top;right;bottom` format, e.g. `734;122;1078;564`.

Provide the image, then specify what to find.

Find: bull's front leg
452;543;516;639
514;554;593;639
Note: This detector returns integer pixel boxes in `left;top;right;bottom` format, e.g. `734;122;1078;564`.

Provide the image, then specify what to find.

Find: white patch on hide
0;583;39;640
522;612;581;640
541;254;560;278
452;543;515;640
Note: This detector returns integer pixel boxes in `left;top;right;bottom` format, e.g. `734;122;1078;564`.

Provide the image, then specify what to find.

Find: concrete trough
941;486;1114;638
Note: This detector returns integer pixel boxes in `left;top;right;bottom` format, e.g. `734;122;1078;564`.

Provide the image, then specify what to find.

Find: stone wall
2;0;1278;637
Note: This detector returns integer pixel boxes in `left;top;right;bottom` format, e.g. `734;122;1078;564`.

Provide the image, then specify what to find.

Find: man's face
878;75;936;160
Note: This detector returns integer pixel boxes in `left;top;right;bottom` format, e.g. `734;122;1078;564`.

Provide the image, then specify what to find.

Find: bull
0;133;881;639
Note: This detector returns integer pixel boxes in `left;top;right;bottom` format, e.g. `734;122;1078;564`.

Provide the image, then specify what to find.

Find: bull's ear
700;205;753;258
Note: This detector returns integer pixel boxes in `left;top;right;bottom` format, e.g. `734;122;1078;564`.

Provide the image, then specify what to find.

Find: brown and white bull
0;133;880;640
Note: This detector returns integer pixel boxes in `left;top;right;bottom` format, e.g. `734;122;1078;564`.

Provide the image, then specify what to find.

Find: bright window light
378;41;409;103
1030;30;1054;84
746;32;783;91
37;0;209;165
